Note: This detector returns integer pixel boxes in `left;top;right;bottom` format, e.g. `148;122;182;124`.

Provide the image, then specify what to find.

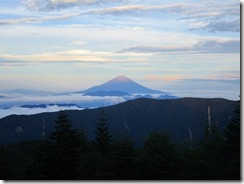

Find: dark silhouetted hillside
0;98;236;145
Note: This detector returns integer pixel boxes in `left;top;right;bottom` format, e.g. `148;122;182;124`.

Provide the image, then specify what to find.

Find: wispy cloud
200;19;240;33
21;0;188;13
1;1;239;35
0;13;80;25
0;48;154;64
0;3;187;25
84;3;188;16
180;4;239;20
180;2;240;32
0;49;109;63
118;39;240;54
143;75;240;83
183;78;240;85
0;105;84;119
144;75;185;82
22;0;128;11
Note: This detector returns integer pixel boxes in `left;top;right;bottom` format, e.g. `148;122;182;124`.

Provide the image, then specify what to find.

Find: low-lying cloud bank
0;105;84;119
0;93;126;108
0;93;127;119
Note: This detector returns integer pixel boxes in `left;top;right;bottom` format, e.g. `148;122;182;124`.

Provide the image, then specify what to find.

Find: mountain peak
82;75;168;94
111;75;132;83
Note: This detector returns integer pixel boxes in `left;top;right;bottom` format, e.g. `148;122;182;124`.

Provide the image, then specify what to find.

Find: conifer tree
138;131;181;180
110;137;136;179
93;108;112;154
0;144;11;179
44;111;83;179
225;99;240;150
223;99;240;179
88;108;113;179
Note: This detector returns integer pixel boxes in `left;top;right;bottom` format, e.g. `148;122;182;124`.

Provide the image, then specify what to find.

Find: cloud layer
118;40;240;54
22;0;127;11
202;19;240;33
0;13;80;25
0;93;126;109
0;105;84;119
1;1;239;34
0;3;187;25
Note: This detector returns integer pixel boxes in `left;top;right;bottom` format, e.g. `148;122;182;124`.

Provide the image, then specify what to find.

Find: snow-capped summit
109;75;132;83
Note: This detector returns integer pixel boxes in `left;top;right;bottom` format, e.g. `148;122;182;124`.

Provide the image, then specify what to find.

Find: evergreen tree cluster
0;101;240;180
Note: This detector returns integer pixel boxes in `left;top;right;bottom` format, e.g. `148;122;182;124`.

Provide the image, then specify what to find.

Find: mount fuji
79;75;169;95
0;76;178;119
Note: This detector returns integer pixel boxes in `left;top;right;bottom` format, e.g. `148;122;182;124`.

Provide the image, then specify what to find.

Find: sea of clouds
0;93;126;119
0;84;239;119
0;105;85;119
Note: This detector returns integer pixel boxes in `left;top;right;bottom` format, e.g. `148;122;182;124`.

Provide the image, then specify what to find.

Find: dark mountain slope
0;98;236;145
83;90;131;97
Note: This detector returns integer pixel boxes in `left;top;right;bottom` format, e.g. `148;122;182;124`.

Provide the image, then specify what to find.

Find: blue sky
0;0;240;99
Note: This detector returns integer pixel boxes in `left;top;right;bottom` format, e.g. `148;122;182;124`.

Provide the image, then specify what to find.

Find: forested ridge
0;99;240;180
0;98;237;145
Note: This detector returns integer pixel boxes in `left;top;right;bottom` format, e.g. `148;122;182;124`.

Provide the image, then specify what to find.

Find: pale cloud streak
144;75;186;82
0;3;187;25
201;19;240;33
22;0;128;11
0;49;154;64
118;39;240;54
84;3;188;16
143;75;240;83
179;2;240;32
0;1;239;35
0;13;80;25
0;49;109;63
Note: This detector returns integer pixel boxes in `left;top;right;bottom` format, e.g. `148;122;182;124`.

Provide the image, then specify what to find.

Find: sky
0;0;240;100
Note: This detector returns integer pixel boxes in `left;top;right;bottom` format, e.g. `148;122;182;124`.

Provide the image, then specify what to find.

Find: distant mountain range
0;98;236;145
0;89;54;96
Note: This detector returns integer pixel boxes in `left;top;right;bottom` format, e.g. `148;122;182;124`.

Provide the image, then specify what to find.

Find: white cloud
0;93;126;109
0;13;80;25
118;39;240;54
84;3;188;16
1;1;239;35
0;49;111;63
202;19;240;33
0;7;28;16
70;40;87;46
179;2;240;32
0;105;84;119
0;3;187;25
22;0;127;11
